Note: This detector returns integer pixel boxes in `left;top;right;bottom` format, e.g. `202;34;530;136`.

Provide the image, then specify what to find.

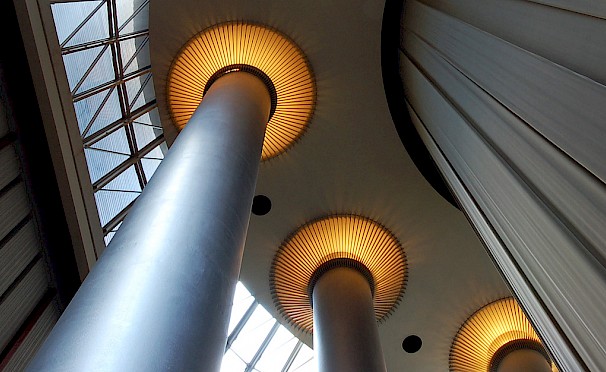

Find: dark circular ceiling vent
402;335;422;353
252;195;272;216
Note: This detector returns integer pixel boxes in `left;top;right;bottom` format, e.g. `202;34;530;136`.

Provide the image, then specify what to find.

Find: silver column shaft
312;267;386;372
27;72;271;371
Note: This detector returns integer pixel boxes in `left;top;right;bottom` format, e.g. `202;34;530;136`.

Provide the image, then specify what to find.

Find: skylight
49;1;315;370
51;0;165;246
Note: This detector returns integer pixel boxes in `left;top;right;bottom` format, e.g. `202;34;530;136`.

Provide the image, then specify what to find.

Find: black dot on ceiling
252;195;272;216
402;335;422;353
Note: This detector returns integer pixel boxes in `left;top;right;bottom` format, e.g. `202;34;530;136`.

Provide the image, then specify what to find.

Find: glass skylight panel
253;325;300;371
84;147;129;184
125;72;154;111
62;46;104;91
120;36;150;74
103;163;141;189
132;107;159;126
227;283;256;335
51;0;163;244
132;122;161;150
94;189;139;227
103;221;122;245
73;48;114;94
89;126;131;154
85;90;123;136
288;344;315;372
230;306;277;363
94;165;141;225
72;88;117;135
115;0;149;33
140;156;162;181
52;1;108;47
221;350;247;372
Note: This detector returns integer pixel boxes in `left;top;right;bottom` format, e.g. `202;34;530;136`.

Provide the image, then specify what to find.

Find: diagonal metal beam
225;301;258;352
281;341;304;372
92;134;163;192
73;65;151;102
62;29;149;55
60;0;107;48
244;321;280;372
82;100;156;146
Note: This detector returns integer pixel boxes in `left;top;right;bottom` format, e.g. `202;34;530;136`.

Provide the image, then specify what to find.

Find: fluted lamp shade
270;215;407;333
450;297;558;371
167;22;316;160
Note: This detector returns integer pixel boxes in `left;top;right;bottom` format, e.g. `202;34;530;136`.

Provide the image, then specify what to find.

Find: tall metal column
27;71;271;371
312;266;386;372
496;349;553;372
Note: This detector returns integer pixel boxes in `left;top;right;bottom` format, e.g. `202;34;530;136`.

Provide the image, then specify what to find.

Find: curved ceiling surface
149;0;510;370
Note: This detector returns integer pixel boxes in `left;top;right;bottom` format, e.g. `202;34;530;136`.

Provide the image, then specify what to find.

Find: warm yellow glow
270;215;407;333
167;22;315;160
450;298;558;371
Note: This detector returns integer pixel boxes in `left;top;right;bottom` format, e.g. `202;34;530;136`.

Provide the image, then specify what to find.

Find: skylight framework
49;1;316;370
224;283;316;372
51;0;165;246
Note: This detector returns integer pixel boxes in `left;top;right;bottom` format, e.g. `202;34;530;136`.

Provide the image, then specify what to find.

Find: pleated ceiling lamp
450;297;558;372
270;214;407;333
167;22;316;160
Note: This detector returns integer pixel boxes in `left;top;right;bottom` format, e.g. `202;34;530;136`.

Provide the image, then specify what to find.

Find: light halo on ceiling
270;214;407;334
450;297;558;371
166;21;316;160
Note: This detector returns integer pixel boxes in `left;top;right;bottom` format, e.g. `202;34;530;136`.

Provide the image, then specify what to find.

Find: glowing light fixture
270;215;407;333
167;22;316;160
450;297;558;371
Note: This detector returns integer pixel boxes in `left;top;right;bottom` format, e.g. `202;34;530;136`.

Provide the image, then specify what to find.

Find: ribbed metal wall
1;302;59;371
0;67;59;371
399;1;606;370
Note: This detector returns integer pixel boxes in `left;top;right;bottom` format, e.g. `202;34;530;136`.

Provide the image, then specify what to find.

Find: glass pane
120;36;150;74
116;0;149;33
52;1;108;46
103;231;115;245
234;282;253;305
142;144;165;160
133;109;160;127
94;189;139;226
132;122;160;150
288;345;315;372
102;164;141;192
254;325;299;372
84;147;129;184
74;47;115;94
74;88;121;136
221;350;246;372
230;306;276;363
95;182;140;227
104;221;123;245
227;283;255;335
141;157;162;182
62;46;104;91
89;126;131;155
125;72;153;111
74;88;108;133
131;82;153;111
86;89;123;136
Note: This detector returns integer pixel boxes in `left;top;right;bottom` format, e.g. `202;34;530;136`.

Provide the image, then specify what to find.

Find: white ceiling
149;0;510;370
